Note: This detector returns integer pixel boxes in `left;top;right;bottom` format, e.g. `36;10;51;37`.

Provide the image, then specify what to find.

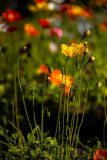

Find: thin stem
61;56;69;159
14;70;20;131
73;63;94;159
17;57;33;133
41;66;47;142
33;85;37;128
12;99;15;131
55;73;63;138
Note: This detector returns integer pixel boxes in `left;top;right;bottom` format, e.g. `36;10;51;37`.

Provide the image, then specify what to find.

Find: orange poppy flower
49;69;74;86
24;24;39;36
93;149;107;160
49;69;74;96
49;69;62;86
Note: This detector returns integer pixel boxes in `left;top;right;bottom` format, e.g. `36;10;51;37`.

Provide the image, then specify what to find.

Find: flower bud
47;111;51;118
48;65;53;74
96;81;102;88
19;42;31;54
82;30;90;39
88;56;95;62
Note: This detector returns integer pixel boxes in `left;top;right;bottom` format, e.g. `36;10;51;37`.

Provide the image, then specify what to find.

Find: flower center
8;14;14;19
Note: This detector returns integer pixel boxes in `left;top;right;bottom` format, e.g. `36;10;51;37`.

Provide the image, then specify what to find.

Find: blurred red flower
39;19;50;28
2;9;22;22
36;65;49;75
81;8;93;18
34;0;45;2
60;4;71;14
93;149;107;160
49;28;63;37
24;24;39;36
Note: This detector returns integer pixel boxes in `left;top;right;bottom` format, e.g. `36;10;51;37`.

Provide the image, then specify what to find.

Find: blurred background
0;0;107;144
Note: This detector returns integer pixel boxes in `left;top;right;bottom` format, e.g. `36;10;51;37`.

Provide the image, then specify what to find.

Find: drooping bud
47;111;51;118
82;30;90;40
96;81;102;88
88;56;95;62
19;42;31;54
48;65;53;74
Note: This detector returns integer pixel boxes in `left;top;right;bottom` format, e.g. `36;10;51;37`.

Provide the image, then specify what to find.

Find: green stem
72;54;85;148
55;73;63;138
14;69;20;132
33;85;37;128
17;57;33;133
73;63;94;159
41;66;47;142
61;56;69;159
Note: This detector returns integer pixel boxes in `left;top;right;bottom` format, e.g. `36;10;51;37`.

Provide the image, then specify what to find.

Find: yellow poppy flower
61;43;88;57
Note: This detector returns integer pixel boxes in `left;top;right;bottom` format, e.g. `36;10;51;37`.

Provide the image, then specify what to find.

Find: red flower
60;4;71;14
39;19;50;28
7;26;19;32
24;24;39;36
93;149;107;160
2;9;22;22
36;65;49;75
34;0;45;2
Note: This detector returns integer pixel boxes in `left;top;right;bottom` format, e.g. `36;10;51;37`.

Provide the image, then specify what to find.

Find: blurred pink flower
49;28;63;37
34;0;45;3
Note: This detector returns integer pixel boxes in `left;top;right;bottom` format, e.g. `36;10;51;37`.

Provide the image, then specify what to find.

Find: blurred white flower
47;2;57;10
49;41;57;53
0;23;8;32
